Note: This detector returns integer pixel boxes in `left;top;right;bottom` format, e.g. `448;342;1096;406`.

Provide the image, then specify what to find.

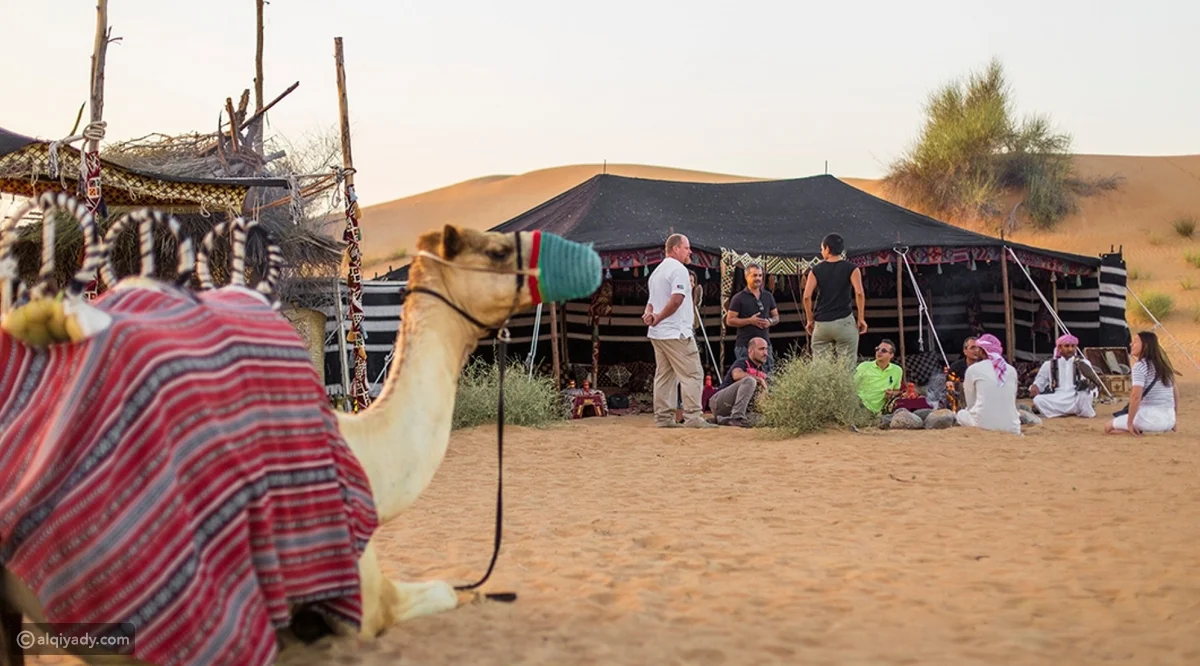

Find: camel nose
534;233;601;303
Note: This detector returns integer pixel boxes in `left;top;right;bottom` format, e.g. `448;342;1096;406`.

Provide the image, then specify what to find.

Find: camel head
409;225;601;329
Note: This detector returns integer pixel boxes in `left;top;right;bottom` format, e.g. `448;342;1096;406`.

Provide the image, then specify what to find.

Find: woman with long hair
1106;330;1180;435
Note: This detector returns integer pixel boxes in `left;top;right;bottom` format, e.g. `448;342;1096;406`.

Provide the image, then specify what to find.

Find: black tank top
811;260;856;322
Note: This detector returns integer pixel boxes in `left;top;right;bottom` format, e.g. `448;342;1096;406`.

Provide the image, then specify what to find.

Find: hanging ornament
937;263;943;274
705;268;710;280
605;268;612;279
1076;274;1082;287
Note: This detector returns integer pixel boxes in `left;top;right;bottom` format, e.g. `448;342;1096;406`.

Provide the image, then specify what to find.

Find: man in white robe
1029;333;1097;418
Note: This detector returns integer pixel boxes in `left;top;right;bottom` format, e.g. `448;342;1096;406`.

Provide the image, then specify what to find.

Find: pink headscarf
1054;333;1079;358
976;334;1007;385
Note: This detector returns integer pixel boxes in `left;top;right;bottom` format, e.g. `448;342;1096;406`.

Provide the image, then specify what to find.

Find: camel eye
487;247;512;262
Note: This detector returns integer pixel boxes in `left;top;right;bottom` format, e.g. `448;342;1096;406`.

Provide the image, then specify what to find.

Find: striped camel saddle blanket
0;284;378;666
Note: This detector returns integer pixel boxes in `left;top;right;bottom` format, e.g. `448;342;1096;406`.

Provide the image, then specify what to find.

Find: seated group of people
867;330;1180;436
704;329;1181;437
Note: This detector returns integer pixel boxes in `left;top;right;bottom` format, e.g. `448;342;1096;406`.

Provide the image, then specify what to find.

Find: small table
562;389;609;419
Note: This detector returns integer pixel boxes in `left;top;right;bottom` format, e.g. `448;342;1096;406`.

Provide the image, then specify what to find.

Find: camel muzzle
528;232;601;305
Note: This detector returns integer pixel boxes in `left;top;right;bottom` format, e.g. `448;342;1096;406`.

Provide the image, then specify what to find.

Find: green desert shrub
1172;215;1196;239
756;353;875;436
884;58;1119;231
1129;291;1173;325
453;358;566;430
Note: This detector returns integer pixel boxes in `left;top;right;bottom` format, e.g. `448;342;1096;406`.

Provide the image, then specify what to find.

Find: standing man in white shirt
642;234;717;428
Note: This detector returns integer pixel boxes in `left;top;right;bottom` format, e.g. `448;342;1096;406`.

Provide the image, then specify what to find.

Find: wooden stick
334;37;370;411
225;97;240;152
1051;278;1060;340
255;0;265;111
896;254;906;370
232;81;299;132
1001;245;1015;362
550;302;561;390
253;0;265;153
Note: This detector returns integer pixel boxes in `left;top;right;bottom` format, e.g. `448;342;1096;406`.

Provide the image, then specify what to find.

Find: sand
27;382;1200;665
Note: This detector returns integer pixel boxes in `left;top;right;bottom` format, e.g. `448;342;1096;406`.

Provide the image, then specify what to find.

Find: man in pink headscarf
955;334;1022;434
1028;333;1098;418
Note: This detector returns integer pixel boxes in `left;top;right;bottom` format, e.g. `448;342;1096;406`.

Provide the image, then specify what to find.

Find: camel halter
399;232;536;604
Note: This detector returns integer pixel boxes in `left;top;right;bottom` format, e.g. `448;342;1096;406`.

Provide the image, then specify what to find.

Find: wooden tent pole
79;0;111;299
1051;277;1060;340
253;0;265;152
550;302;561;389
1000;242;1015;362
334;37;370;411
895;254;906;370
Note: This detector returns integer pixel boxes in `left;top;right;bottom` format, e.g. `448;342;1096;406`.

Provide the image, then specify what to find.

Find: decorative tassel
605;268;612;279
1076;274;1082;287
937;263;943;274
705;269;710;280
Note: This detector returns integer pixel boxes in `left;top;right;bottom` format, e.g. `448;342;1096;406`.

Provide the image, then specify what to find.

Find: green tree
884;58;1118;230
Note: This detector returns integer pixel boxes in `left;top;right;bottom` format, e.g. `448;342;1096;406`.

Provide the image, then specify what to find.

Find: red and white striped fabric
1;284;378;666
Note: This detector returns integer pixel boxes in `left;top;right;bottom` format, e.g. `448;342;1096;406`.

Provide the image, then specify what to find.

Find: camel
0;195;601;665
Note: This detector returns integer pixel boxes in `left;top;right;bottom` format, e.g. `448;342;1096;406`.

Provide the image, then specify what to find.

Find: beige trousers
650;335;705;425
812;313;859;367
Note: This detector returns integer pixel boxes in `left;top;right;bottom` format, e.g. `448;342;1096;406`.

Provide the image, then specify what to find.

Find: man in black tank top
802;233;867;366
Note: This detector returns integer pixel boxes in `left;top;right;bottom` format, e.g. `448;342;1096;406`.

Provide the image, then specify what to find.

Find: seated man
1029;334;1097;418
943;336;982;411
853;339;904;415
709;336;769;427
956;334;1022;434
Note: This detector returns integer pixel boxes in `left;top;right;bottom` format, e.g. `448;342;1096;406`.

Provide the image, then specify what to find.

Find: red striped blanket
0;284;378;666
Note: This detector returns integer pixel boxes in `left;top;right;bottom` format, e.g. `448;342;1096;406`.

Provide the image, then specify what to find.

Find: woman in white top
955;333;1023;435
1105;331;1180;435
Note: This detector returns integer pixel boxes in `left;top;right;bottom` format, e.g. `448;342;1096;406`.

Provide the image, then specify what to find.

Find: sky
2;0;1198;208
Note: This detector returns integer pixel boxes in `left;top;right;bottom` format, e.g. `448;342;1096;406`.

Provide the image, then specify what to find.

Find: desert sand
30;381;1200;665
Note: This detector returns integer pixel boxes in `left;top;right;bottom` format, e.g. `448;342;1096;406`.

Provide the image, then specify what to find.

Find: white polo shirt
646;257;694;340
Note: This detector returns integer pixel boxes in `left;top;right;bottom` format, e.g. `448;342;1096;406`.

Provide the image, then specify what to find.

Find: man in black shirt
802;233;866;367
710;337;770;427
724;263;779;373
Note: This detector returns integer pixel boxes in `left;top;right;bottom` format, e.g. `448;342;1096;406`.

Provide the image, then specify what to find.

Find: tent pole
1052;278;1060;340
550;302;561;390
1001;244;1015;362
895;254;906;370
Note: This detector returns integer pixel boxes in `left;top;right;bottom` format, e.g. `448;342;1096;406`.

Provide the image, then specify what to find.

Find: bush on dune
884;58;1119;231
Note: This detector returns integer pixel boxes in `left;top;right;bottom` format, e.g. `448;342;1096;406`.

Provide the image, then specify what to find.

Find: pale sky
3;0;1197;208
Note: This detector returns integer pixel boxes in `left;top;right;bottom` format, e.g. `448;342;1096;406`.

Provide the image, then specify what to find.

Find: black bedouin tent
365;173;1128;402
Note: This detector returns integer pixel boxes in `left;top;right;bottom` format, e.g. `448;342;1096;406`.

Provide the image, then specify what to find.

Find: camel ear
441;225;464;260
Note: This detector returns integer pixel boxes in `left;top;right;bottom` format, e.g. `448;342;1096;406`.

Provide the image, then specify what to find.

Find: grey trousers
709;376;759;423
812;313;859;366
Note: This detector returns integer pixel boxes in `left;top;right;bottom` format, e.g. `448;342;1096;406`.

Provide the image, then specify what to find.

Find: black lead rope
402;280;518;603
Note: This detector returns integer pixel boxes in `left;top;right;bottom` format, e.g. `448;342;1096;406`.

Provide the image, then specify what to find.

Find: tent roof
0;126;291;209
487;173;1098;266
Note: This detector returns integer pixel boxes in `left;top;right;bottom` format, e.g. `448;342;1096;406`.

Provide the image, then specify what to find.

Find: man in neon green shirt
854;339;904;414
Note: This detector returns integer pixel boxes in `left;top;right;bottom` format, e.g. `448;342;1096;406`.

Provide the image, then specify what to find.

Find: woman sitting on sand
1105;331;1180;436
955;334;1022;435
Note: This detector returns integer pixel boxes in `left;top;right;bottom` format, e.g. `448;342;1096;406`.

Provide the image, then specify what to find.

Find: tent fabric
486;173;1099;270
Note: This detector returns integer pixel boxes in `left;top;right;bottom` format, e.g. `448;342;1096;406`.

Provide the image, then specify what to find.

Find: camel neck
335;283;480;523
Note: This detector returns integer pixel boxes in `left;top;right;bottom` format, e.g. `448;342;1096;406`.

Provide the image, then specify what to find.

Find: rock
889;409;924;430
924;409;957;429
914;408;934;421
1020;410;1042;426
879;414;893;429
1017;403;1034;413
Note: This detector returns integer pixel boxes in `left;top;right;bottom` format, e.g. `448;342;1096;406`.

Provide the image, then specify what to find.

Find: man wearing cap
1028;333;1098;418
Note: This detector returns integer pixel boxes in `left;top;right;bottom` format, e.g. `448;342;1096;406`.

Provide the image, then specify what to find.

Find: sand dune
355;164;761;278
